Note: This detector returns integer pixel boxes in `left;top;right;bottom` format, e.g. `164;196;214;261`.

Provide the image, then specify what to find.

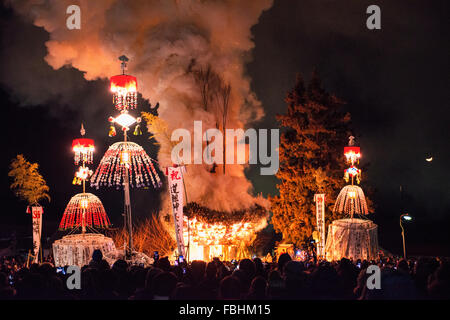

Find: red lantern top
110;75;138;110
72;138;95;149
344;146;360;164
344;146;361;157
110;75;138;93
72;138;95;165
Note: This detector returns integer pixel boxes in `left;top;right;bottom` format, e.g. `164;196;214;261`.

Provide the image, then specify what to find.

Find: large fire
180;203;268;261
184;217;254;246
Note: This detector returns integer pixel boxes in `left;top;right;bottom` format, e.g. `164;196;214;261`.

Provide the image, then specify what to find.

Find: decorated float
53;125;116;268
325;137;379;261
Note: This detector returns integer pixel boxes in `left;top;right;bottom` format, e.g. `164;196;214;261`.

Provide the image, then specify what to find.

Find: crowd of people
0;252;449;300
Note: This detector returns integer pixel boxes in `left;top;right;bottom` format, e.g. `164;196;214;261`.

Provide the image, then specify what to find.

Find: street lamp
400;213;412;259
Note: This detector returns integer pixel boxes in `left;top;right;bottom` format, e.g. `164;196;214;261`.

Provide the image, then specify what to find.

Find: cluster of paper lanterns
90;141;162;189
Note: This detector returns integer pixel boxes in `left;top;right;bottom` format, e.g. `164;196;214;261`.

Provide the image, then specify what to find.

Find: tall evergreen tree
270;72;354;246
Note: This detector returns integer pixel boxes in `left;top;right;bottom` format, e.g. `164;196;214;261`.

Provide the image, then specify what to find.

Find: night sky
1;1;449;256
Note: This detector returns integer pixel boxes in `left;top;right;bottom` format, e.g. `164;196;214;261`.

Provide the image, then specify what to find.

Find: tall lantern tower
91;56;161;260
324;136;379;261
52;125;116;268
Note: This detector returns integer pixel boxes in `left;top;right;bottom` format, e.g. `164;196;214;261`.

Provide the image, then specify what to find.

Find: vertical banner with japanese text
30;206;43;262
314;194;326;258
166;166;186;258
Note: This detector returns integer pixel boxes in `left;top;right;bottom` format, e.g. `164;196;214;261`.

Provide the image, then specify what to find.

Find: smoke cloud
6;0;273;214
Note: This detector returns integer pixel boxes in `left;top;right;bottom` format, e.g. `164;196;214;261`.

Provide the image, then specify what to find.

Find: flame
183;217;255;246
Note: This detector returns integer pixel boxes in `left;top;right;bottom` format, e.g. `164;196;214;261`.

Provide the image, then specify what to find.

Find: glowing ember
90;141;162;189
59;193;111;230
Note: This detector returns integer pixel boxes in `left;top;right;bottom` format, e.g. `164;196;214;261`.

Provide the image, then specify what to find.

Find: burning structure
183;203;268;261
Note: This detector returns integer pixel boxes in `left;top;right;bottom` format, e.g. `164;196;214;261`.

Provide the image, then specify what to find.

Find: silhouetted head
145;267;163;290
112;259;128;273
206;262;217;279
397;259;409;273
284;260;305;280
249;276;267;295
152;272;178;298
92;249;103;262
238;259;255;280
219;276;241;300
277;253;292;274
155;256;171;272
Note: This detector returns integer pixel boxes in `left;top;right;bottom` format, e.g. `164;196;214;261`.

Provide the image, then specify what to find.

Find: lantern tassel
133;124;142;136
109;124;116;137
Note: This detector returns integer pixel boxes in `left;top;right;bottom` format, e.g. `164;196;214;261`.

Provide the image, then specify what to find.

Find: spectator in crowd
283;261;307;299
219;276;241;300
0;272;14;299
152;271;178;300
246;276;267;300
277;253;292;275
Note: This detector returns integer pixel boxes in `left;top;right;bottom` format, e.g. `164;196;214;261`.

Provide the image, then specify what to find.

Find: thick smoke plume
7;0;273;215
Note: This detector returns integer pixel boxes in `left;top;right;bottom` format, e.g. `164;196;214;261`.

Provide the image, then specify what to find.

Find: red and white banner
30;206;43;263
314;194;326;258
166;166;186;258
